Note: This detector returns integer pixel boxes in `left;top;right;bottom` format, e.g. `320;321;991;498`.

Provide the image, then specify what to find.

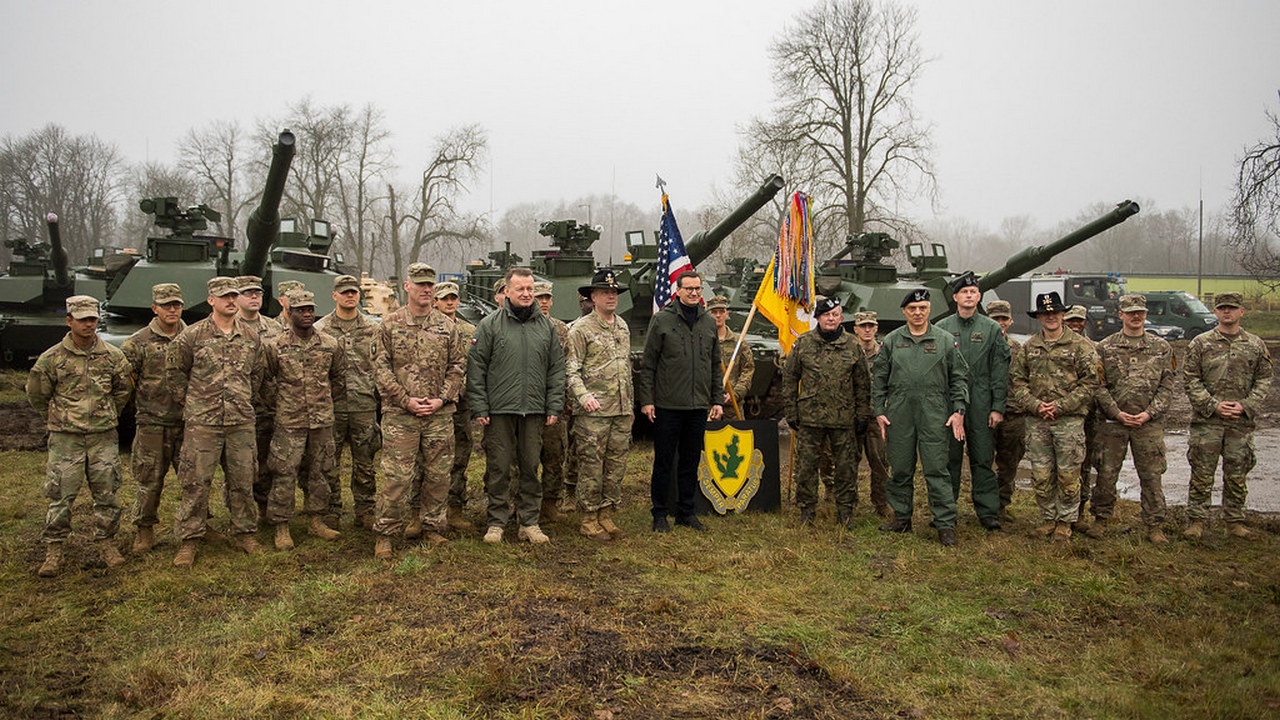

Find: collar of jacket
60;333;110;355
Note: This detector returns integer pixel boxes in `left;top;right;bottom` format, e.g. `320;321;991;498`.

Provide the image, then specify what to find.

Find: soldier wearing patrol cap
985;300;1026;520
872;288;969;546
852;311;892;519
235;275;284;518
1063;304;1090;336
1183;291;1273;539
235;276;284;339
316;274;382;529
121;283;188;554
275;279;305;321
533;281;573;523
431;280;479;531
1062;304;1103;533
27;295;134;576
707;295;755;416
492;277;507;308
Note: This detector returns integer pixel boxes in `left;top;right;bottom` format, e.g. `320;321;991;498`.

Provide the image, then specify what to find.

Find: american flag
653;192;693;311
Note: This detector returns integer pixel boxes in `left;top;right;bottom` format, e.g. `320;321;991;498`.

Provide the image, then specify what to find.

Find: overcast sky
2;0;1277;236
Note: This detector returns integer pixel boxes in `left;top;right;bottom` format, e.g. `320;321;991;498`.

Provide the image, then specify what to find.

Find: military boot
599;506;626;539
799;506;817;527
518;524;551;544
1147;527;1169;545
421;528;450;547
236;534;264;555
173;541;198;568
580;511;612;542
100;540;126;569
37;543;63;578
447;506;474;531
274;523;295;551
836;507;855;530
322;514;341;531
541;499;567;524
1083;518;1109;539
204;524;229;544
1037;521;1057;537
374;536;393;560
558;493;577;514
1227;522;1253;539
1182;521;1204;540
878;518;912;533
1052;523;1072;542
308;516;341;541
404;519;422;540
355;513;375;531
132;527;155;554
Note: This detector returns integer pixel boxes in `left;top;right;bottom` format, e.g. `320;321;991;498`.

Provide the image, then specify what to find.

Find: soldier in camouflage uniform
782;297;871;528
431;281;478;531
708;295;755;418
235;275;285;520
169;277;272;567
1092;294;1178;544
566;270;633;541
937;272;1010;531
852;311;892;519
264;290;348;550
275;279;305;323
316;274;381;529
371;263;467;560
1182;292;1273;539
559;291;596;512
987;301;1026;522
120;283;187;554
533;281;572;523
1009;292;1100;542
1064;304;1103;529
27;295;134;577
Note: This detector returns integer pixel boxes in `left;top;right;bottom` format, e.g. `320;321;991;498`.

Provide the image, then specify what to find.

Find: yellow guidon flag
752;191;815;354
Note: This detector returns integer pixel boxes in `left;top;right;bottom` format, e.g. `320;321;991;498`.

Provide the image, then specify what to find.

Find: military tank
0;213;83;363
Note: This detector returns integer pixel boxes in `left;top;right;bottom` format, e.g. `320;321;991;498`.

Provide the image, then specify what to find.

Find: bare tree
334;103;393;274
266;97;354;222
1228;103;1280;290
177;120;257;239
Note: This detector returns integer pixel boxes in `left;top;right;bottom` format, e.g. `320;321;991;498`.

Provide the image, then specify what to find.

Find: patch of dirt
0;402;46;451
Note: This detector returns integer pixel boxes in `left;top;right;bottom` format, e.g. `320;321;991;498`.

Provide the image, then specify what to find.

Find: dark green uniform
872;325;969;529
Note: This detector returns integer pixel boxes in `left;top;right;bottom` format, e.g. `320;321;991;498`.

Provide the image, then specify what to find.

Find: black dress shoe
652;516;671;533
979;516;1003;531
878;518;912;533
675;515;708;532
938;528;957;547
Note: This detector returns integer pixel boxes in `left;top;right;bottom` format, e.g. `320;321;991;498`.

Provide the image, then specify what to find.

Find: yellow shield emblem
698;424;764;514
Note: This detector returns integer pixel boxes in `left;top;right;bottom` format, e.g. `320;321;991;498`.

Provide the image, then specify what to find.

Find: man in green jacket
468;267;566;544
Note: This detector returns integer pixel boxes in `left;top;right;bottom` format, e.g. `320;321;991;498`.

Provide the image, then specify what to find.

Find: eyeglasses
681;285;703;292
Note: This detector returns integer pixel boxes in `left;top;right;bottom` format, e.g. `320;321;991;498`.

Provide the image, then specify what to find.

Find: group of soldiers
25;261;1272;575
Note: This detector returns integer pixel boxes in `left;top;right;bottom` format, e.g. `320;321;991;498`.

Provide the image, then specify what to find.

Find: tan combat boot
37;543;63;578
308;516;341;541
204;524;229;544
236;534;264;555
579;511;612;542
355;513;374;531
274;523;295;550
421;529;450;547
1147;527;1169;545
558;493;577;514
1052;523;1072;542
1227;522;1253;539
483;526;504;544
1182;521;1204;540
598;506;626;539
1037;521;1057;537
173;541;198;568
374;536;393;560
100;540;126;569
1083;518;1108;539
541;499;567;523
447;506;474;531
518;524;551;544
132;527;155;554
404;519;422;539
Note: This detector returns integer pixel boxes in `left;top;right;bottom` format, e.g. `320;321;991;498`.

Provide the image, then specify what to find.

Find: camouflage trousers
1094;420;1166;526
1024;415;1085;523
267;427;335;524
252;415;275;510
993;415;1026;510
175;423;258;540
1078;411;1103;509
564;414;579;497
131;423;183;528
540;417;568;503
794;425;860;512
572;414;631;512
447;409;474;508
43;430;122;544
374;413;453;537
329;411;380;522
857;421;889;511
1186;422;1256;523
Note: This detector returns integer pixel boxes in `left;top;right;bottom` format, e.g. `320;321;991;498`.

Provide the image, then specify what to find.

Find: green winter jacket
467;304;565;418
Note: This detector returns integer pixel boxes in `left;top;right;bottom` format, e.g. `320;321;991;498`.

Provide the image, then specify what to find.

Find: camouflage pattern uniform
372;305;466;537
316;307;381;525
1075;332;1104;514
1183;319;1272;523
241;312;284;513
565;311;633;512
27;329;134;544
783;326;871;520
719;330;755;414
1094;326;1177;527
992;332;1026;514
1009;327;1100;524
121;314;187;531
446;315;477;512
854;327;891;517
539;314;572;506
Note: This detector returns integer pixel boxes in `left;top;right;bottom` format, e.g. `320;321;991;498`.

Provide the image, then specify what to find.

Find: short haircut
677;272;701;288
504;267;535;283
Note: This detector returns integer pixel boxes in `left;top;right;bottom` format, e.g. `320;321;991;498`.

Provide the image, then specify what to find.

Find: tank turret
0;213;88;363
241;130;297;279
47;213;70;289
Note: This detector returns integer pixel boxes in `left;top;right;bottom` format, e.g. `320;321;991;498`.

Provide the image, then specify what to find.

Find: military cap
276;279;304;296
407;263;437;284
985;300;1012;319
65;295;101;320
208;276;240;297
854;310;879;326
1064;305;1088;322
235;275;264;292
434;281;460;299
1028;291;1066;317
901;288;930;307
706;295;730;311
814;295;842;317
333;274;360;292
287;289;316;309
152;283;183;305
493;277;507;294
1214;291;1244;309
949;271;979;294
533;281;554;297
1119;294;1147;312
578;268;624;295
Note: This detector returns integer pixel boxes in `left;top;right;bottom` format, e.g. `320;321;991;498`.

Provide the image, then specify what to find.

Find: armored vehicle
0;213;82;362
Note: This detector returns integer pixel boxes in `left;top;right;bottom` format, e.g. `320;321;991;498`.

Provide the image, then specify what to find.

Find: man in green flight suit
872;288;969;546
936;272;1010;531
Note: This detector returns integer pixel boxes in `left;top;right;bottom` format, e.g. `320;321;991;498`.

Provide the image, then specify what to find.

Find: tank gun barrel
46;212;70;288
978;200;1140;293
685;174;785;265
242;130;297;278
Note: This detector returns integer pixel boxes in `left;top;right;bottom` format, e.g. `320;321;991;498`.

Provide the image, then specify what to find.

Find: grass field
3;441;1279;719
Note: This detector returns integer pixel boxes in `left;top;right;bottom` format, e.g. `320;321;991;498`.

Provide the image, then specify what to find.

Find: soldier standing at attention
235;275;284;521
559;291;597;513
852;311;893;520
986;300;1026;523
936;272;1010;531
431;281;478;532
1182;291;1272;539
315;274;381;530
1008;292;1100;542
275;279;305;323
120;283;188;554
264;290;347;550
534;281;571;523
27;295;133;577
565;270;633;541
170;277;272;567
468;267;565;544
1064;304;1102;529
1092;294;1177;544
708;295;755;416
371;263;466;559
781;297;871;528
872;289;968;546
638;271;724;533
